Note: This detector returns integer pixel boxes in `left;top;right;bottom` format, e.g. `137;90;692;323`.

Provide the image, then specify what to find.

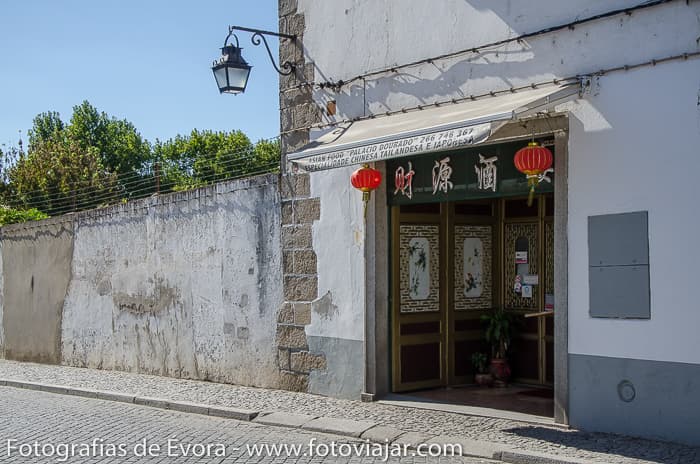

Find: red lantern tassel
362;191;370;219
527;176;537;207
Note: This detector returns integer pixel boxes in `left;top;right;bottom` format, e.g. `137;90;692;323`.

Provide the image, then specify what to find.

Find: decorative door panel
399;225;440;313
393;219;445;392
454;225;493;311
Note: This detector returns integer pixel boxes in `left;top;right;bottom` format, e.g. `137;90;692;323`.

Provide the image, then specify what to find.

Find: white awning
288;82;580;171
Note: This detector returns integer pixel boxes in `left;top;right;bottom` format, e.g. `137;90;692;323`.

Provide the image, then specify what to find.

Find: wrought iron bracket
228;25;297;76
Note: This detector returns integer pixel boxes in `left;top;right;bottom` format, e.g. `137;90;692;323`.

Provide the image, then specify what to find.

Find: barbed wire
38;161;280;217
3;174;280;233
6;136;280;205
3;139;281;217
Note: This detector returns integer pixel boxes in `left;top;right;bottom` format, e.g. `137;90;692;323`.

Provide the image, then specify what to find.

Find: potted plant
481;308;516;386
470;352;493;386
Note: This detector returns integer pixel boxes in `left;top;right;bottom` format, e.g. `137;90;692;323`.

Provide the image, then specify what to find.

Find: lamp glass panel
227;66;250;90
213;67;229;90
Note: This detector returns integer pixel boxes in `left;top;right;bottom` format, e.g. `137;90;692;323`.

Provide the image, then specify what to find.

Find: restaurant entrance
387;141;556;416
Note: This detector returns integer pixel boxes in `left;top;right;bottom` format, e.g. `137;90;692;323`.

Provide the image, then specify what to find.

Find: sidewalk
0;360;696;463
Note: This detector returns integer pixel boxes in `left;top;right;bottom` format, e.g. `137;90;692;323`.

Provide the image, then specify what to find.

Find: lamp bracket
228;25;297;76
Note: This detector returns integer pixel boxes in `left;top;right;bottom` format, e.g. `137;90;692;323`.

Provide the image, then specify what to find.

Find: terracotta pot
489;358;511;384
474;373;493;387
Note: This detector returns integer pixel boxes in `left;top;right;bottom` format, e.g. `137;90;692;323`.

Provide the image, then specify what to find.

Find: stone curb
501;450;597;464
0;379;592;464
0;379;258;423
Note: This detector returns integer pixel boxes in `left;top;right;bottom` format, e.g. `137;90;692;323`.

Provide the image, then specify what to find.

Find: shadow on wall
504;426;700;462
308;0;694;122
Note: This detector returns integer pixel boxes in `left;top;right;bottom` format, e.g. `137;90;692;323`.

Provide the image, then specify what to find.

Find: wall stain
113;279;180;315
312;291;339;321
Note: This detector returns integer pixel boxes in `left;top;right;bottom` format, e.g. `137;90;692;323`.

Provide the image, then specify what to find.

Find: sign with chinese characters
431;157;453;195
394;162;415;199
475;154;498;192
387;139;554;205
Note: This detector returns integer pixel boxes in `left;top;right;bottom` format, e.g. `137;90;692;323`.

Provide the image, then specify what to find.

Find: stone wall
0;174;285;389
276;173;327;391
276;0;328;392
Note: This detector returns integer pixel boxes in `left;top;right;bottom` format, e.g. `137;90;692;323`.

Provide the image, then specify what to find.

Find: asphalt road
0;387;494;463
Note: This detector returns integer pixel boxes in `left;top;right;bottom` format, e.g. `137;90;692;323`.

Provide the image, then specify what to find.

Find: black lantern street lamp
213;26;296;95
212;34;252;94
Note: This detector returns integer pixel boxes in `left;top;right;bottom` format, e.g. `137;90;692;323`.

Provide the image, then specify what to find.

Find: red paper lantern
351;164;382;217
514;141;553;206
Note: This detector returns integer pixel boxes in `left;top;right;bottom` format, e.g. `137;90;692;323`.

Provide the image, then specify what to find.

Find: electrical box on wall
588;211;650;319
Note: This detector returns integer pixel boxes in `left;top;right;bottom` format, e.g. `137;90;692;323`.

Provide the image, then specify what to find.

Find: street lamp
212;26;296;95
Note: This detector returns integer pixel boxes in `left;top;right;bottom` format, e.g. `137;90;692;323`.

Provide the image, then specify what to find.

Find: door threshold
378;393;564;428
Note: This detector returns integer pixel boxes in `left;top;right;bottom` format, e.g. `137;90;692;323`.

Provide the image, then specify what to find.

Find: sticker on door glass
463;238;483;297
408;237;430;300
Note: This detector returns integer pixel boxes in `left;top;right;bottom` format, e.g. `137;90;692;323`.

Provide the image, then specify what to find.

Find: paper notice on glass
545;293;554;311
523;274;539;285
515;251;528;264
521;285;533;298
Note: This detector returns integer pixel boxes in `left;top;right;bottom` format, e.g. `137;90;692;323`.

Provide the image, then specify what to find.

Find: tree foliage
153;130;280;193
6;135;117;216
0;100;279;221
0;206;48;226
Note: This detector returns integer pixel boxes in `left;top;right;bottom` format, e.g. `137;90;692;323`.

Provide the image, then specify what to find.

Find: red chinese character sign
351;164;382;218
394;162;415;199
513;142;554;206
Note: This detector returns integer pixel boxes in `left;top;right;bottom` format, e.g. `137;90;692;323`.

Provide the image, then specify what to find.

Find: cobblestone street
0;361;698;463
0;387;493;463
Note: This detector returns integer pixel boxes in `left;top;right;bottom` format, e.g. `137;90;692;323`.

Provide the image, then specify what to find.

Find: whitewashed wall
299;0;699;123
60;175;283;388
307;166;365;341
566;59;700;364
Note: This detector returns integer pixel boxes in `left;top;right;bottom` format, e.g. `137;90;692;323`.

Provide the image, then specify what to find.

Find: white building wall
299;0;699;123
304;166;366;398
307;165;365;342
567;59;700;364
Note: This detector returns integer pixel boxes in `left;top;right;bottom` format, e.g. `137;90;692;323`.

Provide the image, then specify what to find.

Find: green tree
68;101;151;182
153;130;279;192
1;101;279;220
5;135;117;216
27;111;65;150
0;206;48;226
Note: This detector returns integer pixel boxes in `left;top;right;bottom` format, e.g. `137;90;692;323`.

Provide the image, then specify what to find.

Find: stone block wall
276;0;326;391
276;173;327;390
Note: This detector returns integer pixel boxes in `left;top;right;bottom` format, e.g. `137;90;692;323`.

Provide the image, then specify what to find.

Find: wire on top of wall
3;137;282;221
283;0;680;93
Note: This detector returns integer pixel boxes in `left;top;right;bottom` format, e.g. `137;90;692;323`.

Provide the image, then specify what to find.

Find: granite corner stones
277;0;326;392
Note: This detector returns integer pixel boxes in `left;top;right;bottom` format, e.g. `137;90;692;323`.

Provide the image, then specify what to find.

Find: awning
288;82;580;171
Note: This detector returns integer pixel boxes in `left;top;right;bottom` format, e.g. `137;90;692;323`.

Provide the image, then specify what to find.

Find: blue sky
0;1;281;150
